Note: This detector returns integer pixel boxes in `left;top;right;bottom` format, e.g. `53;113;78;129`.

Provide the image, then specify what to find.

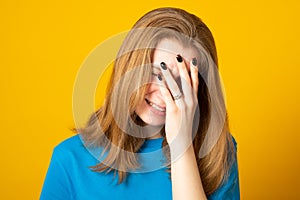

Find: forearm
170;145;207;200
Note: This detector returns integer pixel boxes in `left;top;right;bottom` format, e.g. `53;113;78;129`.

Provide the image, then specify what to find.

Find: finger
176;54;192;98
159;62;182;99
156;77;178;111
190;58;199;97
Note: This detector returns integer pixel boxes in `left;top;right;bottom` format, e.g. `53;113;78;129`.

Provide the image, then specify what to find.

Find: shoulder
51;134;87;161
51;134;103;165
208;134;240;199
231;135;237;149
54;134;81;149
41;135;83;199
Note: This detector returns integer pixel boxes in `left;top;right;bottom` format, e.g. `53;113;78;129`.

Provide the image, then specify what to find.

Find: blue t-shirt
40;134;240;199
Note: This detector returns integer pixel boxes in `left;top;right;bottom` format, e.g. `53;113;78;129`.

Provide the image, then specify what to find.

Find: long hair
73;7;235;195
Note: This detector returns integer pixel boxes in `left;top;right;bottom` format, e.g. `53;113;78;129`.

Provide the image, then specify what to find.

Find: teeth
152;104;165;112
148;101;165;112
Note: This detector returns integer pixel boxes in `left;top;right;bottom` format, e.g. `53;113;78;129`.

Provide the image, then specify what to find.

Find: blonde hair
73;7;235;195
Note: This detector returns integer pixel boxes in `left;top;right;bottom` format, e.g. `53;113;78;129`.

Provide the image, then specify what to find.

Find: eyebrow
151;64;162;72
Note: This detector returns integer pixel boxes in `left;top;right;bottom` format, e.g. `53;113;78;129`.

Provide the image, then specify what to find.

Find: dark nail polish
176;54;183;63
192;58;198;66
157;74;162;81
160;62;167;70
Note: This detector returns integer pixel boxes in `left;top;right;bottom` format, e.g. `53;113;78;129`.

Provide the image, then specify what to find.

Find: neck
148;133;163;139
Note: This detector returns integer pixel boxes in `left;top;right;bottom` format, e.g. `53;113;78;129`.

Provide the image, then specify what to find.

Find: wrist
169;137;194;161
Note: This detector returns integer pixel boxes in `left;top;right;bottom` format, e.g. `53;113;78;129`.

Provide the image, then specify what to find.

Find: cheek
135;100;146;116
144;83;160;95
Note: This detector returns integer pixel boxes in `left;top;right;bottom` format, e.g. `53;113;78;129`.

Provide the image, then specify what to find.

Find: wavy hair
73;7;235;195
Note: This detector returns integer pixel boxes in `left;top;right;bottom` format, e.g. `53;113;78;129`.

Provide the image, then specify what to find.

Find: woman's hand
159;55;207;200
158;55;199;154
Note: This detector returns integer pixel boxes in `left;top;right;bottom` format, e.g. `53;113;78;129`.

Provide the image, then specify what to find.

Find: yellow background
1;0;299;199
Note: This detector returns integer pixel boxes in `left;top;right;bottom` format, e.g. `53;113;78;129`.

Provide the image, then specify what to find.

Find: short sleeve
40;147;73;200
208;136;240;200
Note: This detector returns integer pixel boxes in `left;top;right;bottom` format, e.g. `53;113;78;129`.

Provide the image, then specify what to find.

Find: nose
147;82;166;105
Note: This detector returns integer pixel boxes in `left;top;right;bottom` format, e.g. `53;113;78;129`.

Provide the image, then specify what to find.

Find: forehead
152;38;198;66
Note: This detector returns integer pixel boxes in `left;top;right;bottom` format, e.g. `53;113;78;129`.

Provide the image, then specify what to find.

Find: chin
135;99;166;126
140;115;165;127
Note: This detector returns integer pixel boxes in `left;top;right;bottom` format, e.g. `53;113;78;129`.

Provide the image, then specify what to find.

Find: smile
145;99;166;113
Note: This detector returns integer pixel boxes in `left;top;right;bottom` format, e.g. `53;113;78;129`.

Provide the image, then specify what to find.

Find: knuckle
186;99;195;107
169;106;177;113
180;103;186;110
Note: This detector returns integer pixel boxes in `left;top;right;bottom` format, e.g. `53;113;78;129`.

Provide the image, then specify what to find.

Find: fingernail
160;62;167;70
157;74;162;81
192;58;198;66
176;54;183;63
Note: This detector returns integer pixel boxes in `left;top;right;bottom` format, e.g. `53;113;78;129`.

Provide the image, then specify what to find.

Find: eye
151;71;164;82
151;72;158;77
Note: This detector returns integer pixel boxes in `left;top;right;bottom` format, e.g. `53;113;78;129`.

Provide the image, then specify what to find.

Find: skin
135;39;207;199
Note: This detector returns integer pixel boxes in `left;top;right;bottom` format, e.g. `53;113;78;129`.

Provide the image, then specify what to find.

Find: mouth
145;99;166;113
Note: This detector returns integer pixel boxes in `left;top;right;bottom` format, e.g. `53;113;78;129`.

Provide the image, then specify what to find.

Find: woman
41;7;240;200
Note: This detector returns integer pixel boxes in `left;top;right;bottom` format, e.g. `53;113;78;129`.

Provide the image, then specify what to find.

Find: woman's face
135;38;199;126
